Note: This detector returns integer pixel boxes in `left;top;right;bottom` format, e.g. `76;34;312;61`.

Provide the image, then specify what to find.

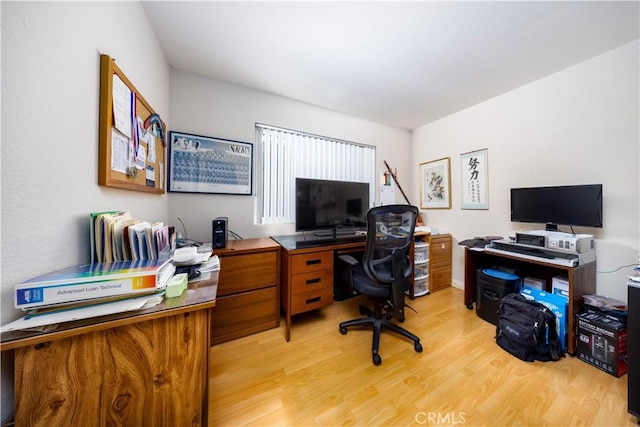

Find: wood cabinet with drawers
288;251;334;315
281;248;335;341
211;238;280;345
429;234;452;292
273;235;367;342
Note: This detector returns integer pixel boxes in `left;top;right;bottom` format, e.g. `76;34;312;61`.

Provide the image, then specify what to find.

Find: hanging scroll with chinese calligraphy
460;149;488;210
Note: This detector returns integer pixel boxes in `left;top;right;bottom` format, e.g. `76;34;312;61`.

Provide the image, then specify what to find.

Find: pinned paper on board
380;171;396;205
112;74;132;138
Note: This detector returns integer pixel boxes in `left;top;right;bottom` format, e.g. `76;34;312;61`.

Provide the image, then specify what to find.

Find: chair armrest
337;254;359;266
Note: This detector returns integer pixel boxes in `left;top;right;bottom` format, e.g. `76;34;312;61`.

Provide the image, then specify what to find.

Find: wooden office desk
272;235;366;342
0;276;218;427
271;233;452;341
464;247;595;354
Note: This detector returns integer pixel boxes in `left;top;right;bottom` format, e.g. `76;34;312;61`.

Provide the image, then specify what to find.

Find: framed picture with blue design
420;157;451;209
168;131;253;195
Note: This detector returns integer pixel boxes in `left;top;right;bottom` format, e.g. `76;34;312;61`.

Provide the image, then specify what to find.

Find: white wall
1;1;170;420
167;69;412;242
411;40;640;303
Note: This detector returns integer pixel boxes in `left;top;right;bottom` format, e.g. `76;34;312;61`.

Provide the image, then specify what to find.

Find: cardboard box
552;276;569;299
576;311;628;377
520;286;568;351
523;276;546;290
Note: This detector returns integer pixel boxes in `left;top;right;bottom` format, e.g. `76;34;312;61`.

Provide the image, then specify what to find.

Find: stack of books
1;258;175;333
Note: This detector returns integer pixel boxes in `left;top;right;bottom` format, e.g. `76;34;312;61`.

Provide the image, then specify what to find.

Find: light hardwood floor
209;287;635;426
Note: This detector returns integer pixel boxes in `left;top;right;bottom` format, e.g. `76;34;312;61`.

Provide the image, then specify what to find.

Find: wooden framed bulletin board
98;54;167;194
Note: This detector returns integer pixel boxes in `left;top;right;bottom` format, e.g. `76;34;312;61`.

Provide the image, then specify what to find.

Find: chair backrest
362;204;418;287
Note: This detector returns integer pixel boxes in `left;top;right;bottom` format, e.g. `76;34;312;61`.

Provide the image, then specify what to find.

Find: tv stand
463;246;595;354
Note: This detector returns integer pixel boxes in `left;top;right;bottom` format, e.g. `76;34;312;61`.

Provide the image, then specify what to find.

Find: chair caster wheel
415;342;423;353
339;327;348;335
373;354;382;366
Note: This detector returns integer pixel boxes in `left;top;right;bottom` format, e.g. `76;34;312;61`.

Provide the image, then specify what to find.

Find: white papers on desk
200;255;220;272
414;226;433;233
172;252;213;267
0;294;164;333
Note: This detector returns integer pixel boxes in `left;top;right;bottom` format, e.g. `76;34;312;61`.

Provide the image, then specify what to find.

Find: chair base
339;306;423;366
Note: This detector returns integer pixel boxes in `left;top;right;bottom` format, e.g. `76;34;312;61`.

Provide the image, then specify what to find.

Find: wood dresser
211;237;281;345
429;233;453;293
0;277;217;426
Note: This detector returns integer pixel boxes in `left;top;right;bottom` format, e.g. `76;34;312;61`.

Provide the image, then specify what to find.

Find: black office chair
338;204;422;366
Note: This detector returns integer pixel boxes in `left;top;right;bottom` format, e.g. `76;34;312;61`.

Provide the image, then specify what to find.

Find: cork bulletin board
98;54;167;194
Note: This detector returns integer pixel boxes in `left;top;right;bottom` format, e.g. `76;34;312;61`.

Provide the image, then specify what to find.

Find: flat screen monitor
295;178;370;235
510;184;603;230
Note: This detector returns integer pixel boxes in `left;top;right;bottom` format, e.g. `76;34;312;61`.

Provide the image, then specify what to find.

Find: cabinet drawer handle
306;278;321;285
306;259;322;266
306;296;321;304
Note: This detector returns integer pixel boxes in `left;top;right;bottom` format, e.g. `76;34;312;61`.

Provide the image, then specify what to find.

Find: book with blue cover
15;258;174;310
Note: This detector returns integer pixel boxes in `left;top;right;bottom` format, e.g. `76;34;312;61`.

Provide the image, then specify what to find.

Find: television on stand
510;184;603;231
295;178;370;240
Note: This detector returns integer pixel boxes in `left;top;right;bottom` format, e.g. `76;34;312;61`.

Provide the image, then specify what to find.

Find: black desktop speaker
212;217;228;249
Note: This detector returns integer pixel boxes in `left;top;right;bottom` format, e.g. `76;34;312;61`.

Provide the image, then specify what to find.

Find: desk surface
271;233;366;252
0;273;218;351
272;231;431;253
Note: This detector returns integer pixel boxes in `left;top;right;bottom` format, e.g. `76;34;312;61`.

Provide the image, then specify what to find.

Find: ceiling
142;1;639;130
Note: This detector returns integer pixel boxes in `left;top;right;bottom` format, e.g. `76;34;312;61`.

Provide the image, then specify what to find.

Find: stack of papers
583;294;627;311
200;255;220;273
1;293;164;333
2;258;175;333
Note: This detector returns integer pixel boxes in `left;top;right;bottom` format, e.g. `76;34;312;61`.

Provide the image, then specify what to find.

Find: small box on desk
520;286;568;352
576;311;628;377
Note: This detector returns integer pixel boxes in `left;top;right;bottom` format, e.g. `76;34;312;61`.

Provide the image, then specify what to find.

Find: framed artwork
460;148;488;209
168;131;253;195
420;157;451;209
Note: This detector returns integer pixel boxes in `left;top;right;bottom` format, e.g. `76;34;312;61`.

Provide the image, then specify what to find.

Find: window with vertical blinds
256;124;376;225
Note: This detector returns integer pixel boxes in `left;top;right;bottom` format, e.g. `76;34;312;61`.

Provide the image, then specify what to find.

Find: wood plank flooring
209;287;635;426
